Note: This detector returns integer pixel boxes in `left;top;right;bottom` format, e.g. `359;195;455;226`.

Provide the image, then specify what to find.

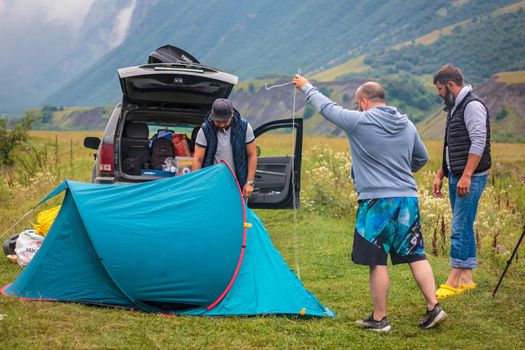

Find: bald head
354;81;385;111
356;82;385;102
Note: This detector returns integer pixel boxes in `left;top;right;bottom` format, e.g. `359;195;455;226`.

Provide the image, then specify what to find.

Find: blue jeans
448;174;488;269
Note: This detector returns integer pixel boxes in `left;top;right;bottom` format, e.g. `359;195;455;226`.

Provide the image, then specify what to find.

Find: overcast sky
0;0;95;29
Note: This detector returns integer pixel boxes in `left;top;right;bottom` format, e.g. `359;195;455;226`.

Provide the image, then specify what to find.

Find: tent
1;163;334;317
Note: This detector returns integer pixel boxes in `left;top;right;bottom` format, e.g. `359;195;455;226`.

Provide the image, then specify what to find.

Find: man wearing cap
193;98;257;197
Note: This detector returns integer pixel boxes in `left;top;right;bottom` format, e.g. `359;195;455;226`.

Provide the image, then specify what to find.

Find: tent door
248;118;303;209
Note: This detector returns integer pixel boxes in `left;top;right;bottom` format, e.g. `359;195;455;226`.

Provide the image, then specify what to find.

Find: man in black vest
192;98;257;197
432;64;491;299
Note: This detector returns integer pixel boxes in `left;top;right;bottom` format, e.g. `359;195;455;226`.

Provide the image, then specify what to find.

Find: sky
0;0;95;30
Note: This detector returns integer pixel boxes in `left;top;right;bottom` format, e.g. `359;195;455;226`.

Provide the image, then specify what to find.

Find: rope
264;69;302;91
0;206;38;241
264;69;302;279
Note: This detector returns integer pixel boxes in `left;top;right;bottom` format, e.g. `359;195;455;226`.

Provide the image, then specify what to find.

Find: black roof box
148;45;200;64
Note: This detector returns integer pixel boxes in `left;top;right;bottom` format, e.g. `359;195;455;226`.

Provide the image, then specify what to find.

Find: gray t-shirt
195;123;255;170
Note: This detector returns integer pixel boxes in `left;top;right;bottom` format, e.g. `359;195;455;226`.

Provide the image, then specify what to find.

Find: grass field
1;132;524;349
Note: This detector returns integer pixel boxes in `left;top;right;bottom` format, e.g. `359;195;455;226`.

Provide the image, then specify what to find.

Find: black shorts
351;229;427;266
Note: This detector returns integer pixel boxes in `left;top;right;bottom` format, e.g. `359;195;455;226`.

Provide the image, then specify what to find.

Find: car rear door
118;64;238;109
248;118;303;209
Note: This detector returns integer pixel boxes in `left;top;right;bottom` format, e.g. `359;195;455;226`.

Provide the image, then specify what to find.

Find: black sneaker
419;303;447;330
356;314;392;334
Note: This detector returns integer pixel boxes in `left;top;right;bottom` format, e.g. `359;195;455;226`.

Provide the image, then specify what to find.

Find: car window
148;124;194;139
255;127;296;157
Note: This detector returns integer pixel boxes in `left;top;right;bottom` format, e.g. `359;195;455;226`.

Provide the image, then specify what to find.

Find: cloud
0;0;95;28
108;0;136;49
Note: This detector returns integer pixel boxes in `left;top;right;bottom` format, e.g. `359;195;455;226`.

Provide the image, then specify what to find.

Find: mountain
36;0;523;109
0;0;135;115
4;0;525;141
417;70;525;142
25;70;525;143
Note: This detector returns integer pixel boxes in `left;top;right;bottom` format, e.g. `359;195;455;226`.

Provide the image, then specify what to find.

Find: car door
117;63;238;109
248;118;303;209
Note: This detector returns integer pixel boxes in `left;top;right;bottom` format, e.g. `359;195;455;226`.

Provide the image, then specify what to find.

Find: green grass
1;133;524;349
1;210;524;349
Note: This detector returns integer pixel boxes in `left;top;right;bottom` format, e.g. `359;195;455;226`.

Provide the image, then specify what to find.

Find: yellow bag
33;205;61;237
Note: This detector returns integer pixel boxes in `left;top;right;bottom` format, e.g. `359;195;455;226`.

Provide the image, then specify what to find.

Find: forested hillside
364;9;525;82
42;0;518;108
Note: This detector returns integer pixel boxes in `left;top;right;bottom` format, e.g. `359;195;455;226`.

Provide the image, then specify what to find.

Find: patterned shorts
351;197;426;266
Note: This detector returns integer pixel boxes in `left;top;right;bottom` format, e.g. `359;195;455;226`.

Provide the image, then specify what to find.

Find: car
84;45;303;209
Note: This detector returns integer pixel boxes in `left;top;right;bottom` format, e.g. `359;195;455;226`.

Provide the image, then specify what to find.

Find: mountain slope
417;71;525;142
43;0;518;108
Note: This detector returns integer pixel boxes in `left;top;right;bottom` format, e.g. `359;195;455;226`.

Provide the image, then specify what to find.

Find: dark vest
202;109;249;187
442;92;491;177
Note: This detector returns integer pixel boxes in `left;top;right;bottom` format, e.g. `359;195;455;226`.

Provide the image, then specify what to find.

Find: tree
496;107;508;120
0;114;34;167
303;105;315;120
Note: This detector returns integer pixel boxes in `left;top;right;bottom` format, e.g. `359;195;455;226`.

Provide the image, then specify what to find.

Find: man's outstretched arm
292;75;362;133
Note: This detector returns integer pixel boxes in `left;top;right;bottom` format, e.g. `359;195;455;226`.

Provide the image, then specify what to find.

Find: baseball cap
210;98;234;121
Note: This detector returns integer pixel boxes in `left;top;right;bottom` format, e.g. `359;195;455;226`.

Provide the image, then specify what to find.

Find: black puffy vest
201;109;249;187
442;92;491;177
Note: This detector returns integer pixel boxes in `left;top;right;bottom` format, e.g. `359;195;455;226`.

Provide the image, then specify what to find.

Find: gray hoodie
301;83;429;200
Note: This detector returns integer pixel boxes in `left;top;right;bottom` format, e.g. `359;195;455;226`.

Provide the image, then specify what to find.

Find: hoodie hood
365;106;409;134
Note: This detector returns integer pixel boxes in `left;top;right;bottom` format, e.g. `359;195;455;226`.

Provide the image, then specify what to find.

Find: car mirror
84;137;101;150
256;146;261;156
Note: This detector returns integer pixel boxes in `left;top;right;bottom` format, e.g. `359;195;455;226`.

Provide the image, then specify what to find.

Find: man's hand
432;176;444;198
432;168;445;198
292;75;309;90
243;183;254;198
457;175;471;197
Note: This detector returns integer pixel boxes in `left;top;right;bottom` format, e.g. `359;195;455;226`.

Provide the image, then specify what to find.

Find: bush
0;114;34;167
496;108;508;120
303;105;315;120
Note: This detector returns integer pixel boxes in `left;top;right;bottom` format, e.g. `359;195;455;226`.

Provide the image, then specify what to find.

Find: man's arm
192;144;206;171
243;141;257;198
456;101;487;196
293;75;362;133
411;131;429;172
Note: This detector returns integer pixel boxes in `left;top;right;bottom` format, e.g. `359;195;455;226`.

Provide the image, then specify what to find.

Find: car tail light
99;143;114;173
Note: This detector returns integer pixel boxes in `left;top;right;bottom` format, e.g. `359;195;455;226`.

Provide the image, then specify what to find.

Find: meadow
0;131;524;349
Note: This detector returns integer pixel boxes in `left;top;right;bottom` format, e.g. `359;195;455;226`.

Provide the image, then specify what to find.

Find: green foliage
0;114;34;167
366;10;525;83
496;107;508;120
0;133;524;348
302;105;315;120
364;73;441;123
318;86;332;98
248;83;256;93
42;0;518;108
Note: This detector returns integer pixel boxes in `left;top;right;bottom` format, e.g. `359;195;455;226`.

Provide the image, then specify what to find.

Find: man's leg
409;259;438;310
445;267;463;289
459;268;474;285
446;174;487;288
370;265;389;320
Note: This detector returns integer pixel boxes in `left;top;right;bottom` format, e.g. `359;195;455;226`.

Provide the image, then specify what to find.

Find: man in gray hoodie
292;76;447;333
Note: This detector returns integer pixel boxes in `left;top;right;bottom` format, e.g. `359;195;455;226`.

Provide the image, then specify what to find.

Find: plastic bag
33;205;61;237
15;230;44;267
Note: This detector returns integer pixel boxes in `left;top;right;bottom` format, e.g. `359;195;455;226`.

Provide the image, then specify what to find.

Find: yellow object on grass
33;205;61;237
436;284;465;299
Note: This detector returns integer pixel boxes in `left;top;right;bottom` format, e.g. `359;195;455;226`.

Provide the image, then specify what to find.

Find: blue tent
2;163;334;317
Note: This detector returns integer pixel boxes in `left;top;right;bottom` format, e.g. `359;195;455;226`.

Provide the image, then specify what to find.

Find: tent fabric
2;163;333;317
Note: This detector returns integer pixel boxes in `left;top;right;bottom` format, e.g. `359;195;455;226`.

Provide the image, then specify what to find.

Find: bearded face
442;85;456;108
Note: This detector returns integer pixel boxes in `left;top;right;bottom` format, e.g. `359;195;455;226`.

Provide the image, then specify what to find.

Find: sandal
459;283;477;291
436;284;465;299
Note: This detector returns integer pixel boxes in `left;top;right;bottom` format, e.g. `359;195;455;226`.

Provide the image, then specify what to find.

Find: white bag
15;230;44;267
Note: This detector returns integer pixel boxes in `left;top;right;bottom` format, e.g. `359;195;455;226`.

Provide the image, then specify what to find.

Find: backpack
151;138;175;169
172;134;192;156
